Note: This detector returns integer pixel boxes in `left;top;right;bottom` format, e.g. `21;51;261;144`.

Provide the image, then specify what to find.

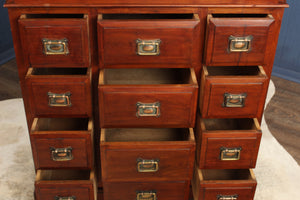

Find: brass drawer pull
50;147;74;161
217;194;238;200
220;147;242;161
223;93;247;108
42;38;69;55
228;35;253;52
136;39;161;56
55;196;76;200
136;191;157;200
48;92;72;107
136;102;160;118
137;158;159;172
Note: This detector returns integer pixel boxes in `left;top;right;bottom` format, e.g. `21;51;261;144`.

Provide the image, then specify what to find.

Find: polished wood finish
204;14;274;66
192;168;257;200
18;14;90;68
195;115;262;169
30;118;93;169
100;128;195;182
98;68;198;128
25;68;92;117
103;181;190;200
199;66;268;118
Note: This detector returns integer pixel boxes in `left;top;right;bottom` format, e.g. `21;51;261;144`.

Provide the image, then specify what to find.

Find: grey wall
0;0;15;65
273;0;300;83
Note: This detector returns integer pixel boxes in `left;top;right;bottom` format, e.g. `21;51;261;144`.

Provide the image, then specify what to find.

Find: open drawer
30;118;93;169
199;66;268;118
195;116;262;169
192;168;257;200
98;68;198;128
100;128;195;182
35;169;96;200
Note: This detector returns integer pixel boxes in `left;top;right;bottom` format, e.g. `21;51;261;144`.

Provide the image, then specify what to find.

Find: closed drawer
103;181;189;200
30;118;93;169
98;68;198;128
192;168;257;200
18;14;90;68
199;66;268;118
100;128;195;182
97;14;200;67
205;14;274;66
195;117;262;169
35;169;96;200
25;68;92;117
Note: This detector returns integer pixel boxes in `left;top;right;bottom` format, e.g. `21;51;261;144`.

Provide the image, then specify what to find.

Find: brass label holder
42;38;69;55
137;158;159;173
217;194;238;200
136;39;161;56
223;93;247;108
50;147;74;161
136;191;157;200
55;196;76;200
220;147;242;161
48;92;72;107
228;35;253;52
136;102;160;118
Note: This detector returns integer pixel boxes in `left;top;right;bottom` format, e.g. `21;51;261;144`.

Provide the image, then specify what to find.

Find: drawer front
200;68;268;118
98;17;200;66
26;75;91;116
31;133;92;169
103;181;189;200
198;132;262;169
35;186;92;200
101;148;194;182
18;15;90;68
99;86;197;127
205;14;274;66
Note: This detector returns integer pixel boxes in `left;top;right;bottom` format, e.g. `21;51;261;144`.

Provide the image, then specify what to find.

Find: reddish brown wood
18;14;90;68
103;181;190;200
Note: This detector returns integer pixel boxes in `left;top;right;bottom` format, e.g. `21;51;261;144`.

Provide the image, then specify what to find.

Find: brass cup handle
136;191;157;200
228;35;253;52
220;147;242;161
50;147;74;161
48;92;72;107
136;102;160;118
223;93;247;108
136;39;161;56
217;194;238;200
55;196;76;200
137;158;159;173
42;38;69;55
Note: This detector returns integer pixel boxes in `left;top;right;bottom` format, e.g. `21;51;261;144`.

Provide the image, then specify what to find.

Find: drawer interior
32;118;89;131
29;68;88;76
36;169;90;181
22;13;85;19
202;118;260;131
104;128;190;142
211;13;268;18
200;169;255;181
102;13;195;20
204;66;265;76
101;68;194;85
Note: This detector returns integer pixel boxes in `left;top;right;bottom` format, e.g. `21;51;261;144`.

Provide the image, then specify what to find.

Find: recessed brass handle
223;93;247;108
50;147;73;161
55;196;76;200
136;191;157;200
42;38;69;55
136;102;160;118
220;147;242;161
228;35;253;52
48;92;72;107
136;39;161;56
137;158;159;172
217;194;238;200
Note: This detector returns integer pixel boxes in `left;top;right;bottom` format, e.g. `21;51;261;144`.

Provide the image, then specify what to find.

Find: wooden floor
0;59;299;165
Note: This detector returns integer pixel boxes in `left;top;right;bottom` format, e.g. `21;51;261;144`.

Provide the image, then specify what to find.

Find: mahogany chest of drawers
4;0;287;199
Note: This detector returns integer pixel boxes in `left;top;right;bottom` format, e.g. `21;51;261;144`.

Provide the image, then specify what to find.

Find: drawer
103;181;190;200
205;14;275;66
199;66;268;118
192;168;257;200
18;14;90;68
30;118;93;169
35;169;96;200
195;117;262;169
97;14;200;67
100;128;195;182
25;68;92;117
98;68;198;128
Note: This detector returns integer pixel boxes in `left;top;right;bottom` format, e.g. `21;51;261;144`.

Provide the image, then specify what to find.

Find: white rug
0;81;299;200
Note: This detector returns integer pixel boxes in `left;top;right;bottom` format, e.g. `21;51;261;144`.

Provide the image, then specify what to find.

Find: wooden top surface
4;0;288;8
